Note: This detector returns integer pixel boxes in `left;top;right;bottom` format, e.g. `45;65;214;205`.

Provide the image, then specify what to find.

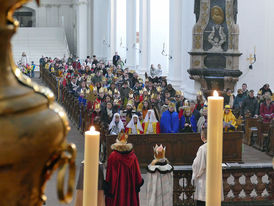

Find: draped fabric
105;151;143;206
160;111;179;133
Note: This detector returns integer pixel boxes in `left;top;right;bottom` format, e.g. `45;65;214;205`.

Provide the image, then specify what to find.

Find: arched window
13;6;36;27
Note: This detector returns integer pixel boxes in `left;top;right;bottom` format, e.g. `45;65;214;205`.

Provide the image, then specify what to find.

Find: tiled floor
32;73;272;206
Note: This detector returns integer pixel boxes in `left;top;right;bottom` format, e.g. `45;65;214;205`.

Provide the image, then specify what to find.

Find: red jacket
260;102;274;122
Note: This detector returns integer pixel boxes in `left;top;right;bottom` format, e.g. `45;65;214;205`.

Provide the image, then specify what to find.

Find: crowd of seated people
39;54;274;136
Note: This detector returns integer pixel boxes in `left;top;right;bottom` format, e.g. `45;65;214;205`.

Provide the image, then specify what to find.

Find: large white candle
83;126;100;206
206;91;224;206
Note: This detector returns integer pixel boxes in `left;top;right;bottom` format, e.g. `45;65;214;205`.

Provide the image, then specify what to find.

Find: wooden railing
173;163;274;206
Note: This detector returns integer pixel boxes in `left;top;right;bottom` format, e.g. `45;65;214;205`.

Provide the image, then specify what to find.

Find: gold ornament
211;6;224;25
0;1;76;205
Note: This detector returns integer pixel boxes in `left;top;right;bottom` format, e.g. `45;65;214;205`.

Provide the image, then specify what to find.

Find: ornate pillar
126;0;137;69
76;0;88;59
188;0;242;96
168;0;183;90
139;0;150;75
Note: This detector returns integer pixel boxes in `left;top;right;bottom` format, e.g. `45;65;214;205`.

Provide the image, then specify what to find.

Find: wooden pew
105;132;243;167
267;119;274;156
254;119;271;151
244;118;259;145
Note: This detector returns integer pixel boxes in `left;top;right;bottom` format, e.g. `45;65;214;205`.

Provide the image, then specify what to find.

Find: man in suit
112;52;120;66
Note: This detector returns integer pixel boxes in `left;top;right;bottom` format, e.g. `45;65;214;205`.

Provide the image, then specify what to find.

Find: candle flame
90;126;95;132
213;90;219;97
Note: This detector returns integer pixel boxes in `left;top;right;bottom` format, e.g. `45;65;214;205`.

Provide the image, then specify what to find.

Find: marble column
168;0;183;90
93;0;111;61
139;0;150;75
76;0;88;60
110;0;117;59
126;0;137;69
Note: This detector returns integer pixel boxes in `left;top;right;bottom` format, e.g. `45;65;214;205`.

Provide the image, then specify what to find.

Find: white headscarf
126;114;143;132
144;109;158;123
109;113;124;131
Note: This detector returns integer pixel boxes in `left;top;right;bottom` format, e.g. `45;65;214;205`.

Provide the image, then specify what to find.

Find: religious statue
211;6;224;25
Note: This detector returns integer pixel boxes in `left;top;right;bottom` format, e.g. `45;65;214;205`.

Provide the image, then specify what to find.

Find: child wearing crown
104;132;144;206
146;144;173;206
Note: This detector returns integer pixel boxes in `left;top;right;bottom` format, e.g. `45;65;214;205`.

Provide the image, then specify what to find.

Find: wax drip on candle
213;90;219;97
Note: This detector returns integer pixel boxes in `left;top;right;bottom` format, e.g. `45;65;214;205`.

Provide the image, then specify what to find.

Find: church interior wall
25;0;77;55
236;0;274;93
22;0;274;94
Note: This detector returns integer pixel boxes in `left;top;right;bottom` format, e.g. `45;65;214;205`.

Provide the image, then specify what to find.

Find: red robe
105;150;143;206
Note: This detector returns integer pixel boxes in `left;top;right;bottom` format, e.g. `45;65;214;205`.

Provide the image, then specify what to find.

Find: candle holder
0;0;76;205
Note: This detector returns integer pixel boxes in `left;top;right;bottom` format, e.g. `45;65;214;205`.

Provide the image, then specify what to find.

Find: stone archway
13;6;36;27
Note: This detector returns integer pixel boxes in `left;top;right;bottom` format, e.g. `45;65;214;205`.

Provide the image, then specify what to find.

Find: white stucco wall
236;0;274;93
25;0;77;54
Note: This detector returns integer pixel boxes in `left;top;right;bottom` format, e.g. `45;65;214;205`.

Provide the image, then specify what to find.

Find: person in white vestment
192;128;223;206
126;114;143;134
146;144;173;206
109;113;124;135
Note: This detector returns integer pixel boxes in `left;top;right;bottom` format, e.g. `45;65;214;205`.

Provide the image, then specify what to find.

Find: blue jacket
160;110;179;133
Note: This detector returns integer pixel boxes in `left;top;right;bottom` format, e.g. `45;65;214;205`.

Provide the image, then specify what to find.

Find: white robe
146;164;173;206
192;143;207;201
192;143;224;202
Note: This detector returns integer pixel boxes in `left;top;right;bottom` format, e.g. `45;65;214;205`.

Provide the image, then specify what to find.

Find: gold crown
176;90;181;96
151;93;157;100
168;102;175;108
153;144;166;159
184;106;191;112
139;90;143;95
184;100;189;107
117;132;128;144
104;87;108;93
108;90;113;96
95;103;101;110
99;87;104;93
127;99;134;107
113;98;120;105
156;87;162;93
114;88;119;94
93;86;97;93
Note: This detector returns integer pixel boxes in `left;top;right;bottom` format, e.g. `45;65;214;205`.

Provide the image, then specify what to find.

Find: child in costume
104;132;144;206
143;109;160;134
126;114;144;134
146;144;173;206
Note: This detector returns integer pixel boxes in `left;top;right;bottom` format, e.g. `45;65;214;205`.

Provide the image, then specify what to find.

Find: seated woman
223;105;237;132
180;106;197;133
197;106;208;133
126;114;144;134
109;113;124;135
143;109;160;134
260;96;274;123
